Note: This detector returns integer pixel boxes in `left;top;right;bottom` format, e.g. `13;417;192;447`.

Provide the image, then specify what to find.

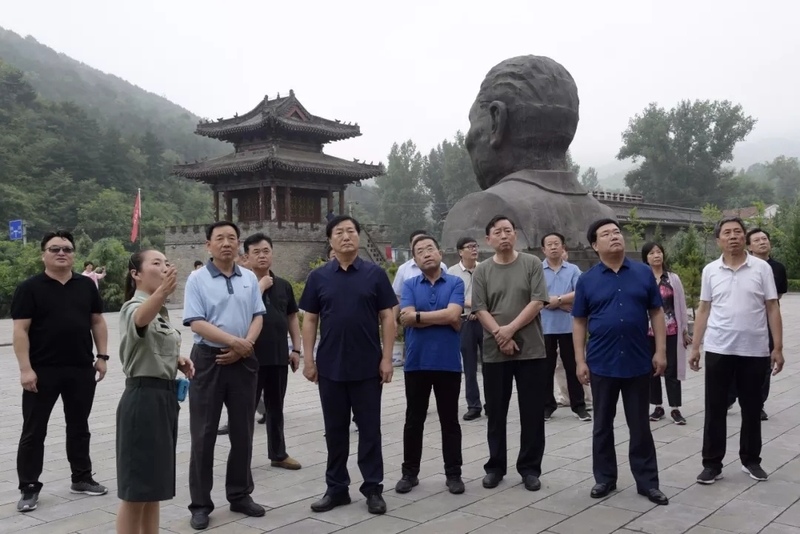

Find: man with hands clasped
182;221;266;530
572;219;669;506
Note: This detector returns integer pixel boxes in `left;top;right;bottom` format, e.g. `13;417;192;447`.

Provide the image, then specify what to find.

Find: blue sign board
9;220;23;241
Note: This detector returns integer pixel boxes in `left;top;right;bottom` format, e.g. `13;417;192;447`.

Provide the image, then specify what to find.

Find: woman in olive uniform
116;250;194;534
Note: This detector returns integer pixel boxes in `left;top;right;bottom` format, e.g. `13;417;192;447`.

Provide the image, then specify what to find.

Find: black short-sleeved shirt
299;257;398;382
767;257;788;295
254;273;299;367
11;272;104;368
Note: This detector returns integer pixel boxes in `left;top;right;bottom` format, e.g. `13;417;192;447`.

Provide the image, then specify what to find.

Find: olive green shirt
119;290;181;379
472;252;549;363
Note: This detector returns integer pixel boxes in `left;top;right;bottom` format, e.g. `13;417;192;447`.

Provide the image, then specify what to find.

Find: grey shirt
447;261;479;314
472;252;549;363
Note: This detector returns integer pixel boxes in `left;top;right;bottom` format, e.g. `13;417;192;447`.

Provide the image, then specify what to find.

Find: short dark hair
714;216;746;238
125;249;156;301
40;230;75;251
83;261;94;269
411;234;439;254
586;218;620;245
326;215;361;238
206;221;240;241
485;215;516;236
641;241;668;269
243;233;273;253
746;227;770;245
193;260;203;268
541;232;565;247
408;229;427;245
456;236;477;249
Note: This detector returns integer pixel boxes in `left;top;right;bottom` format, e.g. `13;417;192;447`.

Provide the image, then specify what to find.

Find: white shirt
447;261;480;314
392;258;449;297
701;254;778;357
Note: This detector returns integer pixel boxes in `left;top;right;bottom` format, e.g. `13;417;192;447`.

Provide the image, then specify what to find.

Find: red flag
130;189;141;242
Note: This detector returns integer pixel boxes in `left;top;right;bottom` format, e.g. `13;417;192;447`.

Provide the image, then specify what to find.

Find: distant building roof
722;204;779;220
591;191;702;225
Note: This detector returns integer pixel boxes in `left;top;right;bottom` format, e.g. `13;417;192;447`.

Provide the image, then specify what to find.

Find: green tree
772;199;800;279
623;207;646;250
669;225;704;319
618;100;756;207
566;150;580;176
700;204;723;259
580;167;599;191
766;156;800;202
375;141;429;246
653;223;665;245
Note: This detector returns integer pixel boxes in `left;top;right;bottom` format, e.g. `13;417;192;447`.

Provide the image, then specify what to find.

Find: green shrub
788;279;800;293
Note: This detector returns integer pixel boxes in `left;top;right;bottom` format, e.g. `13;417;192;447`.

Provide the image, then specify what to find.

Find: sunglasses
47;246;75;254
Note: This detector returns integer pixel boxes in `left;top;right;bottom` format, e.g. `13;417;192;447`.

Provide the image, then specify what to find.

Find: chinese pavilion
173;90;385;224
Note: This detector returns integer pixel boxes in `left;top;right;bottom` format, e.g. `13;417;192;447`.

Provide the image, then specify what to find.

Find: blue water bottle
176;378;190;402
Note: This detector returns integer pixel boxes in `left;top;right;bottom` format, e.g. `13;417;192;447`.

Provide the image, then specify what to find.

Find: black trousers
402;371;462;478
188;344;258;513
544;334;585;413
727;329;773;407
703;352;771;470
18;365;97;492
591;372;659;492
319;376;383;497
460;319;483;411
649;335;682;407
483;359;547;477
255;365;289;462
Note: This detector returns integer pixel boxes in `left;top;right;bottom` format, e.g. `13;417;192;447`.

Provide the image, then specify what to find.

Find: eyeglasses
249;249;272;257
461;244;478;250
47;246;75;254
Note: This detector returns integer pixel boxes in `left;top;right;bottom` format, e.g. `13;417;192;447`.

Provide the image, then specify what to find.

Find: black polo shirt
767;257;788;295
254;273;299;366
11;272;104;368
298;257;397;382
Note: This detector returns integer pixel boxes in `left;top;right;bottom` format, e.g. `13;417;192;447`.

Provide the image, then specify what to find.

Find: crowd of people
8;212;785;532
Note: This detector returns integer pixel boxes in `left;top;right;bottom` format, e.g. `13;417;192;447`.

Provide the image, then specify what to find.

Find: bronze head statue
465;55;580;189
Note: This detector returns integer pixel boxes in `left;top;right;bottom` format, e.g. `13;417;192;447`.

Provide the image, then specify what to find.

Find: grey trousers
188;344;259;513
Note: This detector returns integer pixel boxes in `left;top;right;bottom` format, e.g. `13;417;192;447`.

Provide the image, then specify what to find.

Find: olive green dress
116;290;182;502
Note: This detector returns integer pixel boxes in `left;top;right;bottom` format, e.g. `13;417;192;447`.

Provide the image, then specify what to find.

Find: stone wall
164;221;391;307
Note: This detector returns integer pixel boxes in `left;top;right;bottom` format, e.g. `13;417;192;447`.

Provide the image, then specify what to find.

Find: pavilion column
270;185;277;221
327;189;334;216
339;188;345;215
225;192;232;221
258;186;266;221
285;187;292;222
213;189;219;221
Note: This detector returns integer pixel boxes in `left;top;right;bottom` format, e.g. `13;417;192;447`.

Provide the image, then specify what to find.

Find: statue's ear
489;101;507;149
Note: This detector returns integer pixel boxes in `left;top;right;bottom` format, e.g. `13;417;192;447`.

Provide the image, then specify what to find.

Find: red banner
130;189;141;242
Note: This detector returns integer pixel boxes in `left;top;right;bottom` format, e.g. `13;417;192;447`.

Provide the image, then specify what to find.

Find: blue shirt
182;260;267;347
541;260;582;335
299;257;397;382
400;272;465;373
572;257;663;378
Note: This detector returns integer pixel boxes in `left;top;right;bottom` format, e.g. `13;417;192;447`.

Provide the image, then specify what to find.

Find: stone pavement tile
625;502;711;534
603;485;682;513
400;510;492;534
777;500;800;528
531;484;611;517
699;497;786;533
656;458;707;490
670;476;755;510
164;506;243;534
388;489;483;523
471;508;567;534
0;512;44;532
15;509;115;534
201;524;265;534
762;524;800;534
682;527;731;534
460;485;546;519
264;517;340;534
549;504;638;534
740;478;800;508
332;514;420;534
236;498;316;532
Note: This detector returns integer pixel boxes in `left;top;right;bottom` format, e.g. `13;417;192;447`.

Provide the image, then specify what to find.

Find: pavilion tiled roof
173;145;385;181
195;91;361;142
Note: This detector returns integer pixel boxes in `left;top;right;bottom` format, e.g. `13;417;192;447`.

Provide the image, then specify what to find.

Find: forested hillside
0;27;225;161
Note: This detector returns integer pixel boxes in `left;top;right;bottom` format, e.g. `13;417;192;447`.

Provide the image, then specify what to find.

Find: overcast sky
3;0;798;173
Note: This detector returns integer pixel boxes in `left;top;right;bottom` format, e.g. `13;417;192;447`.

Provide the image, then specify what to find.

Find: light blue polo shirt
541;259;581;335
182;260;266;347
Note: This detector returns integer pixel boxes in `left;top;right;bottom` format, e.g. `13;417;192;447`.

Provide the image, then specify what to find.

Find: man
572;218;668;506
540;233;589;422
81;261;106;289
326;209;336;222
396;235;466;495
472;216;549;492
11;231;109;513
182;221;266;530
194;260;204;270
243;233;303;470
447;236;483;421
727;228;788;420
690;217;783;485
299;215;396;515
393;230;449;367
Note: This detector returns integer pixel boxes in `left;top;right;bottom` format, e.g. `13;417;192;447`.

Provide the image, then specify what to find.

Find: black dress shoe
639;488;669;505
395;475;419;494
310;493;351;513
482;472;503;488
217;425;229;436
257;415;266;424
463;409;481;421
366;491;386;514
190;511;209;530
590;482;616;498
230;500;266;517
523;475;541;491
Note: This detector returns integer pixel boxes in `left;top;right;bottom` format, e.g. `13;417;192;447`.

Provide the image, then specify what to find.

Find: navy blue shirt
400;271;465;373
572;257;663;378
299;257;397;382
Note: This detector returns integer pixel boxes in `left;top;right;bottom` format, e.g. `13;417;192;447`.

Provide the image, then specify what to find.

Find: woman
116;250;194;534
641;242;691;425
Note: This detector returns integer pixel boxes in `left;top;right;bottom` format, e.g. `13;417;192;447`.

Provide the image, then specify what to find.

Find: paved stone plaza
0;298;799;533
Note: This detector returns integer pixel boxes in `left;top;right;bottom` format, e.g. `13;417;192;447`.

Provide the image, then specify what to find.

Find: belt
125;377;176;391
193;343;225;355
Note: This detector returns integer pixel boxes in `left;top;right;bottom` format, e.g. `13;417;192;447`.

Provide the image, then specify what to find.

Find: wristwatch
416;311;421;324
557;296;562;305
96;354;110;361
291;349;301;355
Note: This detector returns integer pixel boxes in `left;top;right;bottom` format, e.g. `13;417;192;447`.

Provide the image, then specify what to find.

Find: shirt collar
600;256;631;273
419;269;446;285
458;260;477;272
206;259;242;278
543;258;568;271
717;254;752;270
329;256;363;272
